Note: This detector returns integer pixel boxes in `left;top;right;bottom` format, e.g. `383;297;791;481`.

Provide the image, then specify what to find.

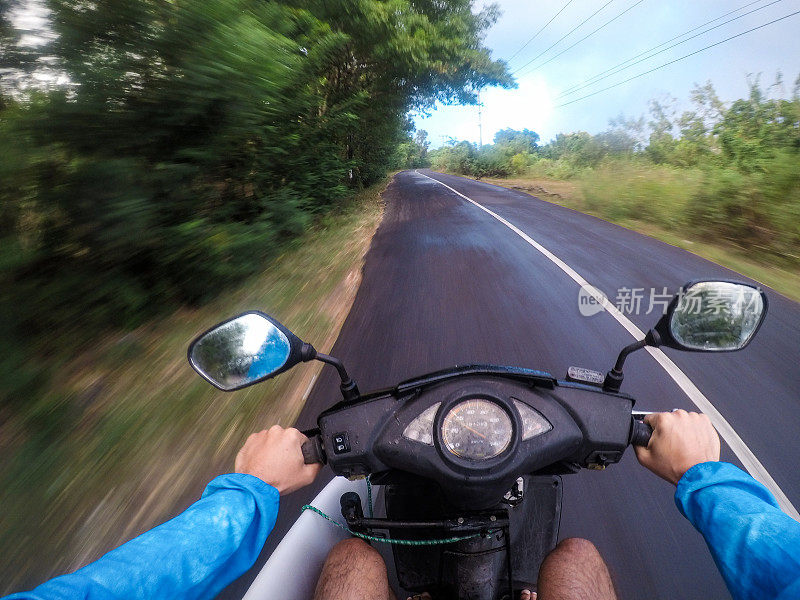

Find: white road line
302;372;320;403
416;170;800;520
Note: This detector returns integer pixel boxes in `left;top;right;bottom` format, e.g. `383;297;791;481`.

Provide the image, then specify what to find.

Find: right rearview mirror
604;279;767;392
654;280;767;352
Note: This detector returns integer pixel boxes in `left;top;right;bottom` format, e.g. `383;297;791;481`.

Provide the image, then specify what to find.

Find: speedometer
441;399;513;460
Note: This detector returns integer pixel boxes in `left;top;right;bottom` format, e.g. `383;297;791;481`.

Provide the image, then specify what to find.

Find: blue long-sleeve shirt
4;463;800;599
675;462;800;600
3;473;279;600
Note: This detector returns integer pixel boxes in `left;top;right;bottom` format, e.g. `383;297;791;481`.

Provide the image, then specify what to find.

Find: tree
545;131;605;166
396;128;431;168
607;113;646;152
646;97;678;164
415;130;430;153
714;76;799;171
493;128;539;155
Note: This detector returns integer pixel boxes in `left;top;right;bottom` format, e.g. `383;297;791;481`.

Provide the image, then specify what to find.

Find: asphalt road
220;169;800;599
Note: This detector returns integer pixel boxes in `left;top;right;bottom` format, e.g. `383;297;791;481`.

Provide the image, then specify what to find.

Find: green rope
366;475;374;518
301;504;491;546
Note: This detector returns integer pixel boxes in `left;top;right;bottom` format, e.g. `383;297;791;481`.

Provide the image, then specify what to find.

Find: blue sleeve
675;462;800;600
3;473;280;600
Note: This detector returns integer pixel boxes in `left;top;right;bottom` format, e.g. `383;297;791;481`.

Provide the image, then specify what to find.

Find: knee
541;537;604;573
326;537;385;570
553;537;600;559
538;538;617;600
315;538;392;600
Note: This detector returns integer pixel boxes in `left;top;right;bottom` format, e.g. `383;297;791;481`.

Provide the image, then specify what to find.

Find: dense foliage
396;128;432;169
431;77;800;263
431;127;539;176
0;0;512;403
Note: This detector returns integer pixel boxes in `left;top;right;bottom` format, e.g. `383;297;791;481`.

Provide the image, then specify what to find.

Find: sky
414;0;800;147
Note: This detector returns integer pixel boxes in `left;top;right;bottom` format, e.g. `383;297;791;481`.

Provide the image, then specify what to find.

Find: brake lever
632;408;681;420
631;410;654;420
630;408;680;446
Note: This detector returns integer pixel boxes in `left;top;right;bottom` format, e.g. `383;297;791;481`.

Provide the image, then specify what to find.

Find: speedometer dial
441;399;513;460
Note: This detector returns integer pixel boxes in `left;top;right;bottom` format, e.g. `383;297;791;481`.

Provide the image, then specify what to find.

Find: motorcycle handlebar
303;416;655;465
630;419;653;447
301;432;327;464
302;414;655;468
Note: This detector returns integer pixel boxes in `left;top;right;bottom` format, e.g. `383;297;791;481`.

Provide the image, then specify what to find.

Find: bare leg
313;538;397;600
537;538;618;600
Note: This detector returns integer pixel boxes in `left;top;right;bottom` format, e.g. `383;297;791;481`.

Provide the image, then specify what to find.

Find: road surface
220;169;800;599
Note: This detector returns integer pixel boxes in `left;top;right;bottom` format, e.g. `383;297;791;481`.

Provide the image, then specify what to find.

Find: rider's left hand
235;425;322;495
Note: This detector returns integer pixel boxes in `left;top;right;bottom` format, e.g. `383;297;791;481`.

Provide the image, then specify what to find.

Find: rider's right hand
634;410;721;485
235;425;322;495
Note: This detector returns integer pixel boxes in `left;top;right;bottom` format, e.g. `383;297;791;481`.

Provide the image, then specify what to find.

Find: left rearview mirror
188;312;306;391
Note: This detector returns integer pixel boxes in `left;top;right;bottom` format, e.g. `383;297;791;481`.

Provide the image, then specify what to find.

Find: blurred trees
0;0;40;105
493;128;539;155
0;0;512;404
396;128;431;169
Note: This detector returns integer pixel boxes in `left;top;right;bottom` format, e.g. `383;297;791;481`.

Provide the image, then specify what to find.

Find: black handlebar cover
630;420;653;447
301;431;327;464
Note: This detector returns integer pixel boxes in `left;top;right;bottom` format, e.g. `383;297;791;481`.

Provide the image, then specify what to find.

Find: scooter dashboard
317;371;634;510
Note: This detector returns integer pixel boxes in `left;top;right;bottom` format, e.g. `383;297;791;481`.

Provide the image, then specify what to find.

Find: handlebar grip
630;420;653;447
301;433;327;465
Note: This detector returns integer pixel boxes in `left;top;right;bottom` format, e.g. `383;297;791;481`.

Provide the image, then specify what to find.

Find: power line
512;0;615;75
506;0;576;63
558;0;767;96
557;0;783;99
516;0;647;79
555;9;800;108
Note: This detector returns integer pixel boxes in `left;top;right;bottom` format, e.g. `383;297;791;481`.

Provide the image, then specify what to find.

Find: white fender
243;477;369;599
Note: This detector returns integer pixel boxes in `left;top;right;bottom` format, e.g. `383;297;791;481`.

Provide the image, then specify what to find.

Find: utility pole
477;90;483;149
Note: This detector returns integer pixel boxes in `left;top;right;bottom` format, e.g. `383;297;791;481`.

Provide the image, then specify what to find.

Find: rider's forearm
675;462;800;600
3;473;279;600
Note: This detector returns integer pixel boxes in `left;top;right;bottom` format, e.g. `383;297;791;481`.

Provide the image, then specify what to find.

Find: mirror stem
314;351;360;401
603;330;661;393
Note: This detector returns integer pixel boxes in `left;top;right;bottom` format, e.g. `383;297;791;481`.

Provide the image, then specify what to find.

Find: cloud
416;0;800;146
481;74;554;143
414;75;554;147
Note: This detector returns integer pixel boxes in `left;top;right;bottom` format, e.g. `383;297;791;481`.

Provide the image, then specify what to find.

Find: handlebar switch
332;432;351;454
584;450;622;469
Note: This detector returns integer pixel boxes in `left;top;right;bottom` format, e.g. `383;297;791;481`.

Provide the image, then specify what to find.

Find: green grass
633;224;800;302
0;179;386;593
578;161;703;231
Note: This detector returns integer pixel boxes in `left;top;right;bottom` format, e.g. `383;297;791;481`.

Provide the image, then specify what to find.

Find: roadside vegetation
0;0;511;591
0;180;384;592
430;77;800;300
